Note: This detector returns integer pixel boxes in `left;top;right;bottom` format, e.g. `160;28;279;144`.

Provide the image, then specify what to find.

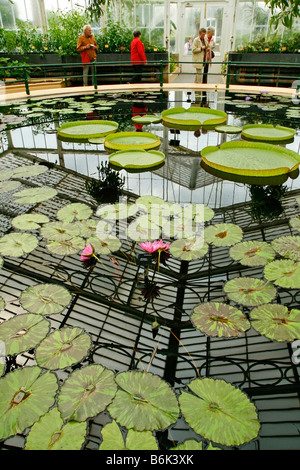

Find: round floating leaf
179;377;260;447
224;277;277;306
201;141;300;177
58;364;117;422
87;236;122;255
88;137;105;144
76;219;98;237
0;313;50;355
263;259;300;289
0;232;39;257
0;257;3;269
11;165;48;179
241;124;295;142
96;203;132;221
215;125;242;134
56;203;93;223
135;195;165;210
0;180;21;194
250;304;300;342
36;326;92;370
172;440;204;450
229;240;276;266
161;218;200;239
20;283;72;315
0;366;58;440
100;420;158;450
186;204;215;223
290;217;300;233
25;407;87;450
161;107;227;130
13;187;57;204
57;120;119;140
271;236;300;261
105;131;161;151
40;221;81;241
127;215;161;241
46;237;85;255
191;302;250;338
12;213;49;230
109;149;165;169
107;371;180;431
204;223;243;247
132;114;161;125
169;238;208;261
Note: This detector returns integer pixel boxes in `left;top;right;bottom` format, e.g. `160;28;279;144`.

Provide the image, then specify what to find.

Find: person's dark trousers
202;63;209;84
132;64;143;83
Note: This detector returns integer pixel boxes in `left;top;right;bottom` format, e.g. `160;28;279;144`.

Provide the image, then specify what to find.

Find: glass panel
206;6;224;53
0;0;15;29
14;0;27;23
169;2;177;53
183;6;201;55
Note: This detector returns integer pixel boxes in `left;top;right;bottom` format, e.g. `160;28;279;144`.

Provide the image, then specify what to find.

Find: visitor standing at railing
130;30;147;84
192;28;208;84
76;25;98;86
202;27;215;84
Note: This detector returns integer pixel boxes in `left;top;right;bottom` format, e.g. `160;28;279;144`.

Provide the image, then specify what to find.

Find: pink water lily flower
80;243;98;269
139;239;171;269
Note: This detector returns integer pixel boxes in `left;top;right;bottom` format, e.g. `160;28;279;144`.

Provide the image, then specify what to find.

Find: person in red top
130;30;147;83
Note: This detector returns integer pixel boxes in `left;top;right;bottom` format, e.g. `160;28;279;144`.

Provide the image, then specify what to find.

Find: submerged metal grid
1;150;300;451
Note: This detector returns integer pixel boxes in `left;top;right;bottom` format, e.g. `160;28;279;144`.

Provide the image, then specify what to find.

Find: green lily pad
109;149;165;169
127;215;161;241
0;313;50;356
0;180;21;194
46;237;86;255
88;137;105;144
35;326;92;370
229;240;276;266
161;107;227;130
58;364;117;422
271;236;300;261
57;120;119;140
107;371;179;431
25;407;87;450
169;238;208;261
263;259;300;289
172;440;221;450
241;124;295;142
250;304;300;342
179;378;260;447
20;283;72;315
132;114;161;125
224;277;277;306
204;223;243;247
76;219;98;237
191;302;250;337
105;132;161;151
56;203;93;223
11;165;48;179
186;204;215;223
12;214;49;230
161;218;200;239
0;232;39;257
201;141;300;177
290;217;300;233
86;236;122;255
13;187;57;204
96;203;132;221
0;366;58;440
40;221;81;241
215;125;242;134
134;195;165;211
100;420;158;450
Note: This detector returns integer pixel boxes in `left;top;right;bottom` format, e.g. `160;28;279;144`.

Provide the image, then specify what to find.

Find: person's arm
76;37;89;53
137;41;147;62
192;38;204;54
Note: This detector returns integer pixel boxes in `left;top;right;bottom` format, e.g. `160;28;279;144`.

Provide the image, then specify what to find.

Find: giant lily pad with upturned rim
104;131;161;152
0;232;39;257
263;259;300;289
56;120;119;141
0;366;58;441
58;364;117;422
161;107;227;130
25;407;87;450
201;141;300;177
250;304;300;342
191;301;251;338
241;124;295;142
229;240;276;266
35;326;92;370
132;114;161;125
271;236;300;261
178;377;260;447
109;149;165;169
204;223;243;247
224;277;277;306
107;370;180;431
20;283;72;316
100;419;158;450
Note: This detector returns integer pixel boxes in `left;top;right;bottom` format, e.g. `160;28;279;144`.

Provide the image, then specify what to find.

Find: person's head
199;28;206;39
83;25;92;37
207;27;214;39
133;30;141;38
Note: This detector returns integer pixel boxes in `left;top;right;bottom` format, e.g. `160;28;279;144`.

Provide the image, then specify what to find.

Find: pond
0;88;300;451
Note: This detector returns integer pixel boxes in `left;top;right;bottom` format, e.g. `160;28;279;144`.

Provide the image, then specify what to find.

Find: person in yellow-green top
76;25;99;86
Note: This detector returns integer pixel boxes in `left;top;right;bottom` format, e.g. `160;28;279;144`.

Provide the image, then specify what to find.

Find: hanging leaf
58;364;117;422
100;420;158;450
13;187;57;204
46;237;86;256
12;214;49;230
169;238;208;261
0;366;58;440
0;313;50;356
0;180;21;194
191;302;250;338
263;259;300;289
107;371;179;431
271;236;300;261
229;240;276;266
40;221;82;241
56;203;93;223
20;283;72;316
250;304;300;342
179;377;260;447
224;277;277;306
25;407;87;450
204;223;243;247
35;326;92;370
0;232;39;257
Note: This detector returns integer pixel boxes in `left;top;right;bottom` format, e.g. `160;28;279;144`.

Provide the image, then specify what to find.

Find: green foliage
265;0;300;29
237;31;300;53
0;57;34;80
47;9;90;56
85;161;125;203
